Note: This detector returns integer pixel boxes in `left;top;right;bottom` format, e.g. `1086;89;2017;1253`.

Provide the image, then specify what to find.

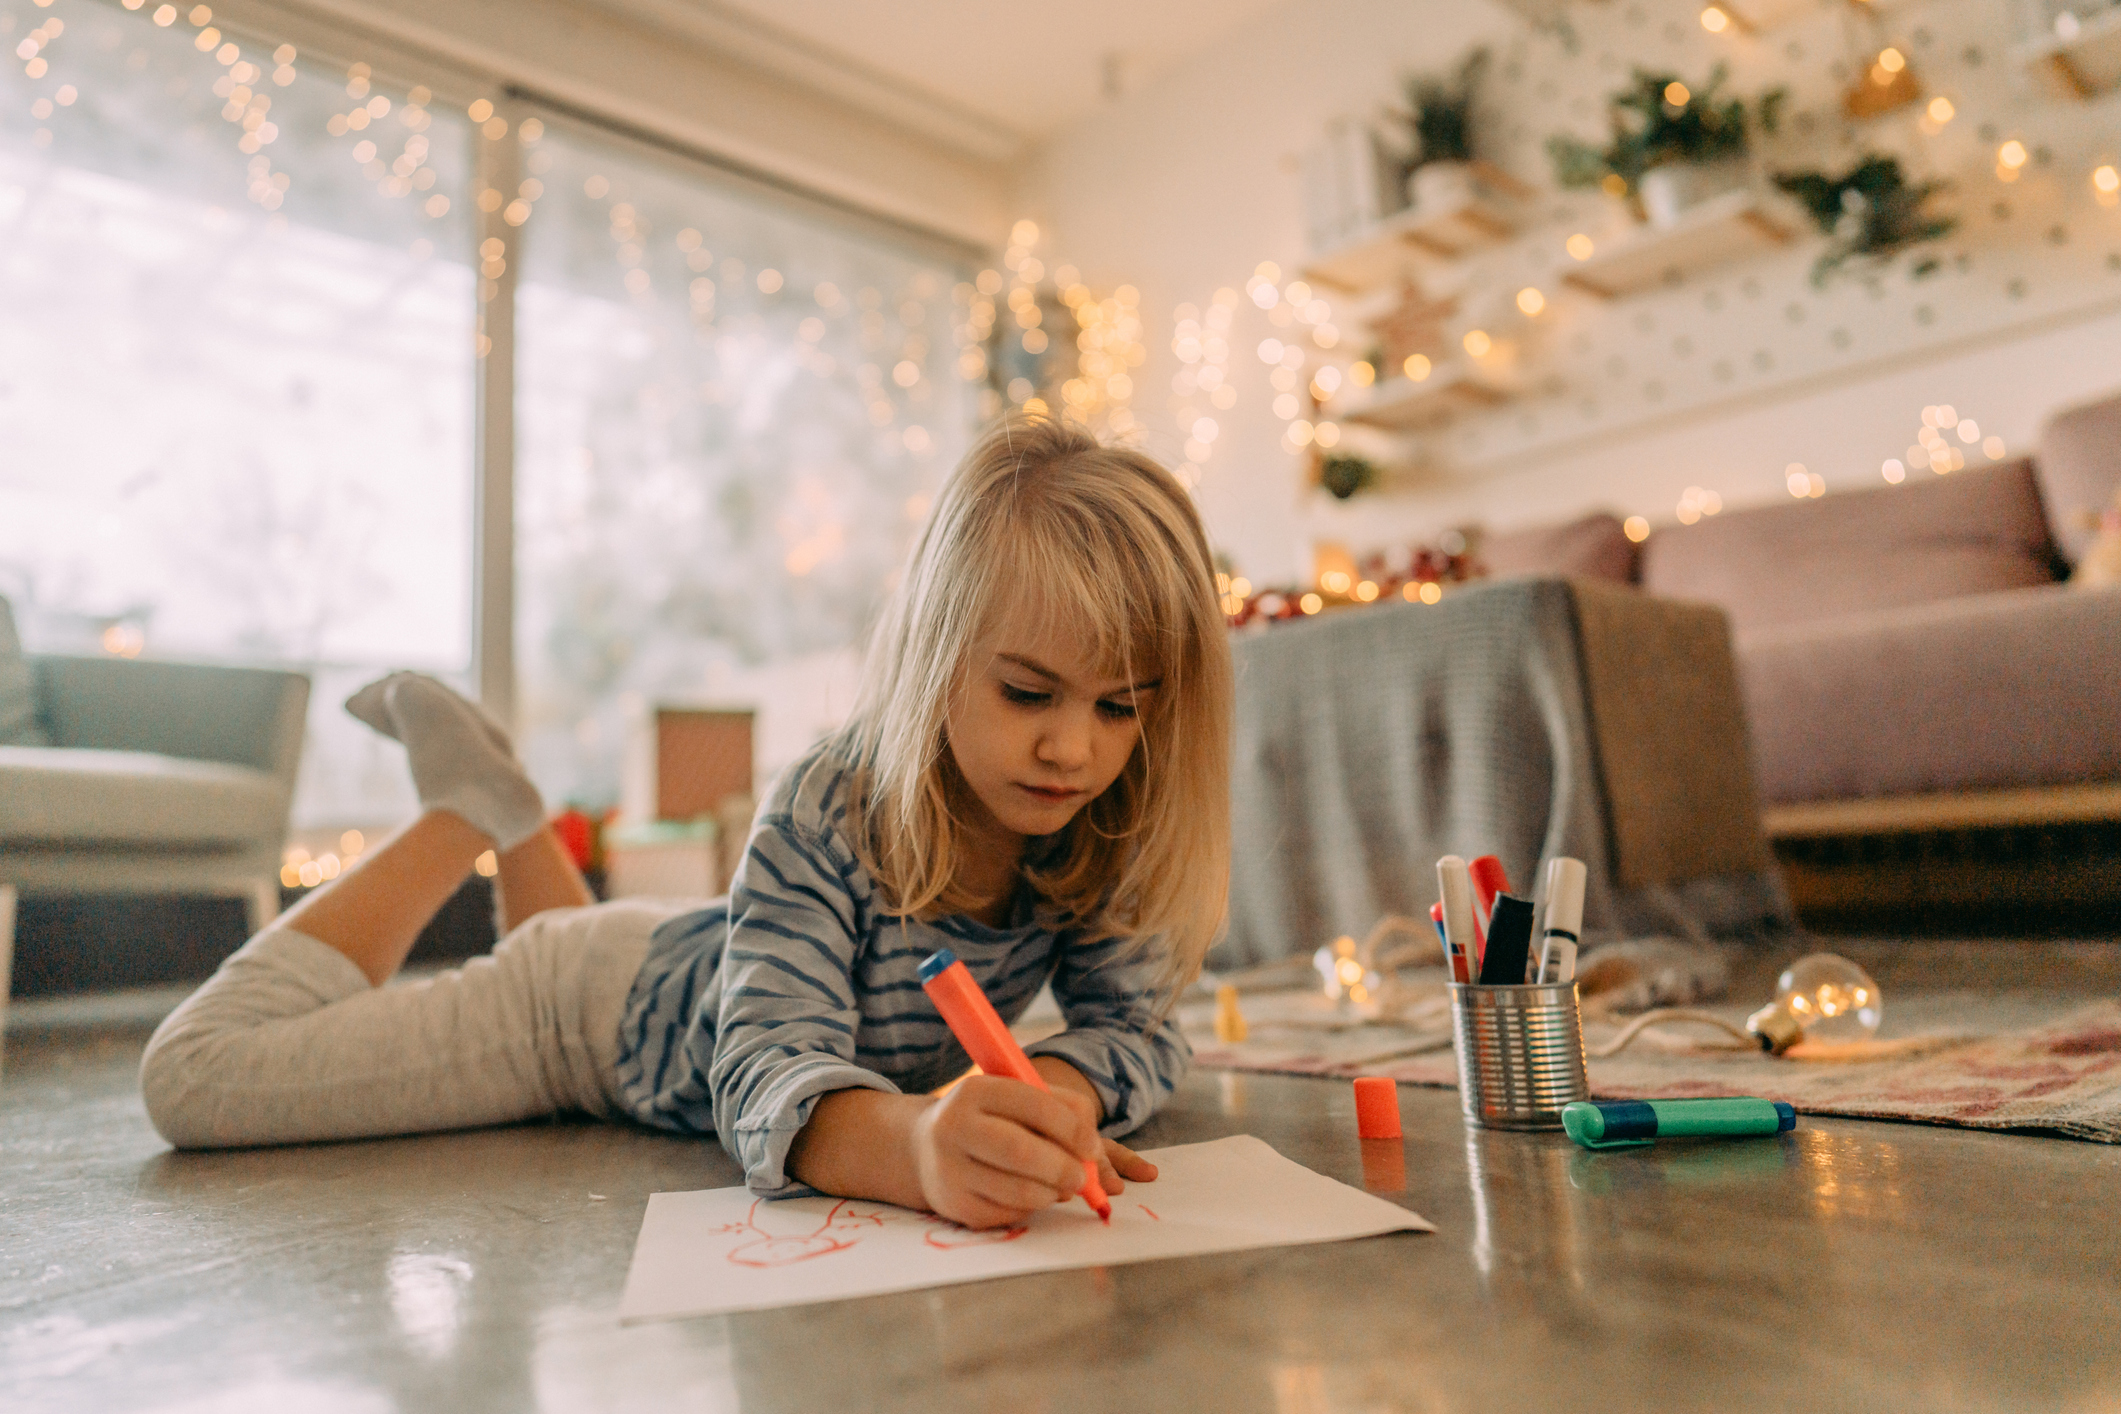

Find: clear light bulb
1746;952;1883;1055
1313;935;1379;1005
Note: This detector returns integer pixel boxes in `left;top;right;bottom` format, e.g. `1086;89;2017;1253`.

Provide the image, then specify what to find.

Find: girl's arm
787;1057;1157;1229
1024;934;1193;1138
710;815;1143;1225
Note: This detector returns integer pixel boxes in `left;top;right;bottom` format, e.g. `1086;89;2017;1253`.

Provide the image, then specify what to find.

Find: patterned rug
1181;984;2121;1143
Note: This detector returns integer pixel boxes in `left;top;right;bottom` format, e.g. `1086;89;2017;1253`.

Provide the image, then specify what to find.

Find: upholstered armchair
0;628;308;1020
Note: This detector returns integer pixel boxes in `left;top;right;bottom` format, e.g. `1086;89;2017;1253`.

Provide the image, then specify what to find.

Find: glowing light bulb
1746;953;1884;1054
1313;935;1379;1004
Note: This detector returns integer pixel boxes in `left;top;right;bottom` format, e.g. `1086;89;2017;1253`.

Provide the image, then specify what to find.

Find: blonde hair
838;413;1233;997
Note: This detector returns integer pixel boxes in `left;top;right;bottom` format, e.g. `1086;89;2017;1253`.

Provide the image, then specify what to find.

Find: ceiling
589;0;1294;156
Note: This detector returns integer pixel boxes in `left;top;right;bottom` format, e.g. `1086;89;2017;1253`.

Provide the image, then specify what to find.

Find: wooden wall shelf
1303;165;1530;291
1558;188;1806;300
1331;363;1510;430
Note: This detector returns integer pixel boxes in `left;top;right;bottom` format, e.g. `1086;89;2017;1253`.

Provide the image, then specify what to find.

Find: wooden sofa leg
246;878;281;936
0;884;15;1035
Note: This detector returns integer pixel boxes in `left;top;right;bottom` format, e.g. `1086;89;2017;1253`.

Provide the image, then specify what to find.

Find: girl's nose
1038;708;1094;770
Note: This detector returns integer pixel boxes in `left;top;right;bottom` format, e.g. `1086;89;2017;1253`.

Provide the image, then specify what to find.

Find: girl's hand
910;1076;1105;1229
1022;1056;1160;1197
1094;1132;1160;1197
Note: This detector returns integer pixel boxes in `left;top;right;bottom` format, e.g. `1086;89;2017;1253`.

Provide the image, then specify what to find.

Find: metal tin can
1448;981;1590;1130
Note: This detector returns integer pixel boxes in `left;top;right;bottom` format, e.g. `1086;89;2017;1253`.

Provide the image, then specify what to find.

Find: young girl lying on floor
140;415;1234;1230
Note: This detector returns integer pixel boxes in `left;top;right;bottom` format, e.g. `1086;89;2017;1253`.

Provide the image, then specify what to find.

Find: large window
0;0;975;828
0;0;475;828
514;121;973;805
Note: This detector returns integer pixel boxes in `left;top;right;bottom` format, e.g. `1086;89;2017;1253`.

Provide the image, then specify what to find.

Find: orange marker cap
1354;1076;1402;1139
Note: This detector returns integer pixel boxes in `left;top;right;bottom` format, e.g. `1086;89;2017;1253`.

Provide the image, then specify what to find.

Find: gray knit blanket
1215;577;1795;972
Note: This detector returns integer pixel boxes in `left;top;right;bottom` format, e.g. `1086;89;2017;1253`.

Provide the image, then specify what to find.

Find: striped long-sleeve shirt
611;739;1191;1195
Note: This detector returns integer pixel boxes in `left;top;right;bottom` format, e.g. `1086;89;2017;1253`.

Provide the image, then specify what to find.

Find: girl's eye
1097;698;1138;720
999;683;1051;707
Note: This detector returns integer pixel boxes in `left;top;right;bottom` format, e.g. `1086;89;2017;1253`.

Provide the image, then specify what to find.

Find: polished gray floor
4;956;2119;1414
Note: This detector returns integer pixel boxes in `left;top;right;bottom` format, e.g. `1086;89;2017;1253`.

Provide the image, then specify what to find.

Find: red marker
919;947;1112;1223
1468;855;1510;967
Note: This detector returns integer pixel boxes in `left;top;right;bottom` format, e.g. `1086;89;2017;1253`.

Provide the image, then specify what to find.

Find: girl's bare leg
285;670;594;983
494;824;595;931
276;815;595;987
275;811;491;986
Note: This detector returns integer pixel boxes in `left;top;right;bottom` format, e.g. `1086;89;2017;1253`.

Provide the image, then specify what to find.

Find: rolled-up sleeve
1024;935;1191;1138
710;818;899;1194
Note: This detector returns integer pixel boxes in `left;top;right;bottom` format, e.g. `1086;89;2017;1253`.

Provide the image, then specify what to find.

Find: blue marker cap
1775;1101;1797;1132
917;948;959;984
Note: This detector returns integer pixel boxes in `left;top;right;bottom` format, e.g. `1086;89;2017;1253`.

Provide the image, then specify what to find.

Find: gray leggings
139;900;676;1149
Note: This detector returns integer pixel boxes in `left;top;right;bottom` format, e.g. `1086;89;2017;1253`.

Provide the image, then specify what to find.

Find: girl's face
945;606;1159;850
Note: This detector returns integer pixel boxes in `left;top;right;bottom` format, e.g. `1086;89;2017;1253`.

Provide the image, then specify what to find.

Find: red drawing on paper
710;1190;1157;1268
713;1198;891;1268
922;1217;1029;1249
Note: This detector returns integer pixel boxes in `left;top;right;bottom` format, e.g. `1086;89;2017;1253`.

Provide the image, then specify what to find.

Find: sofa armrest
1569;581;1772;889
30;656;311;781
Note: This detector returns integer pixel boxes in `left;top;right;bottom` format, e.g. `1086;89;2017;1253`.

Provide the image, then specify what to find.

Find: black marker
1477;893;1534;986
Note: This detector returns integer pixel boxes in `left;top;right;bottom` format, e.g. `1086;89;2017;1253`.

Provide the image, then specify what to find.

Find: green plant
1547;65;1786;195
1319;454;1379;500
1774;155;1956;286
1400;49;1490;174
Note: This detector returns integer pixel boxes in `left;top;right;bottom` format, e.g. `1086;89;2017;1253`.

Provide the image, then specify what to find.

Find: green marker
1562;1097;1797;1150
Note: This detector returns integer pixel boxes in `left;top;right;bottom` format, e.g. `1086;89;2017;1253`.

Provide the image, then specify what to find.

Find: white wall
1022;0;2121;584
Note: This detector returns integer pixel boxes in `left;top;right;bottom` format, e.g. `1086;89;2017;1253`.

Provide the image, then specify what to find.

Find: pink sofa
1482;390;2121;832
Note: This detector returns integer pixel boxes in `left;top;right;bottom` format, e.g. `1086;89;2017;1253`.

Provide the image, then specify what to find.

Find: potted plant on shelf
1547;65;1786;228
1393;49;1492;215
1319;453;1380;500
1774;154;1956;286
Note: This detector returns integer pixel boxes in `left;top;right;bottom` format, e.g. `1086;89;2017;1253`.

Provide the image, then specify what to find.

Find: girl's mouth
1017;784;1085;804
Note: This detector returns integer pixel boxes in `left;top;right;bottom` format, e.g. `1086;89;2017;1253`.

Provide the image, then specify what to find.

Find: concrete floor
4;963;2120;1414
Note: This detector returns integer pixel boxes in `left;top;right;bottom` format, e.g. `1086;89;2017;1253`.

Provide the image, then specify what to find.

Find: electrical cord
1585;1007;1759;1057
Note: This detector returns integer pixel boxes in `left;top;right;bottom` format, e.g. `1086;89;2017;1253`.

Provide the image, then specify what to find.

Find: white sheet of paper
618;1133;1432;1323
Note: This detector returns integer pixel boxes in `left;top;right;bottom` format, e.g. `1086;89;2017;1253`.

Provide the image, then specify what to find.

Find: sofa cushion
2036;390;2121;565
1739;583;2121;805
1481;512;1639;584
0;597;46;746
1641;461;2059;634
0;746;285;846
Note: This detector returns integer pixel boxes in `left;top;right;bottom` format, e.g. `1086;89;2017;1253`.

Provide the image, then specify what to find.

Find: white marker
1437;855;1477;985
1537;856;1586;984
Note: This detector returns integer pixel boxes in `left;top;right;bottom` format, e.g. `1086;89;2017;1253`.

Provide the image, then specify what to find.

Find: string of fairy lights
1060;280;1144;438
959;221;1146;442
14;0;2094;570
978;214;2034;574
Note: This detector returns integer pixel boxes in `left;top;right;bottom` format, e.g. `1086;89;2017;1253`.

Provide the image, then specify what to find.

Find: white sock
346;671;513;754
343;673;546;851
